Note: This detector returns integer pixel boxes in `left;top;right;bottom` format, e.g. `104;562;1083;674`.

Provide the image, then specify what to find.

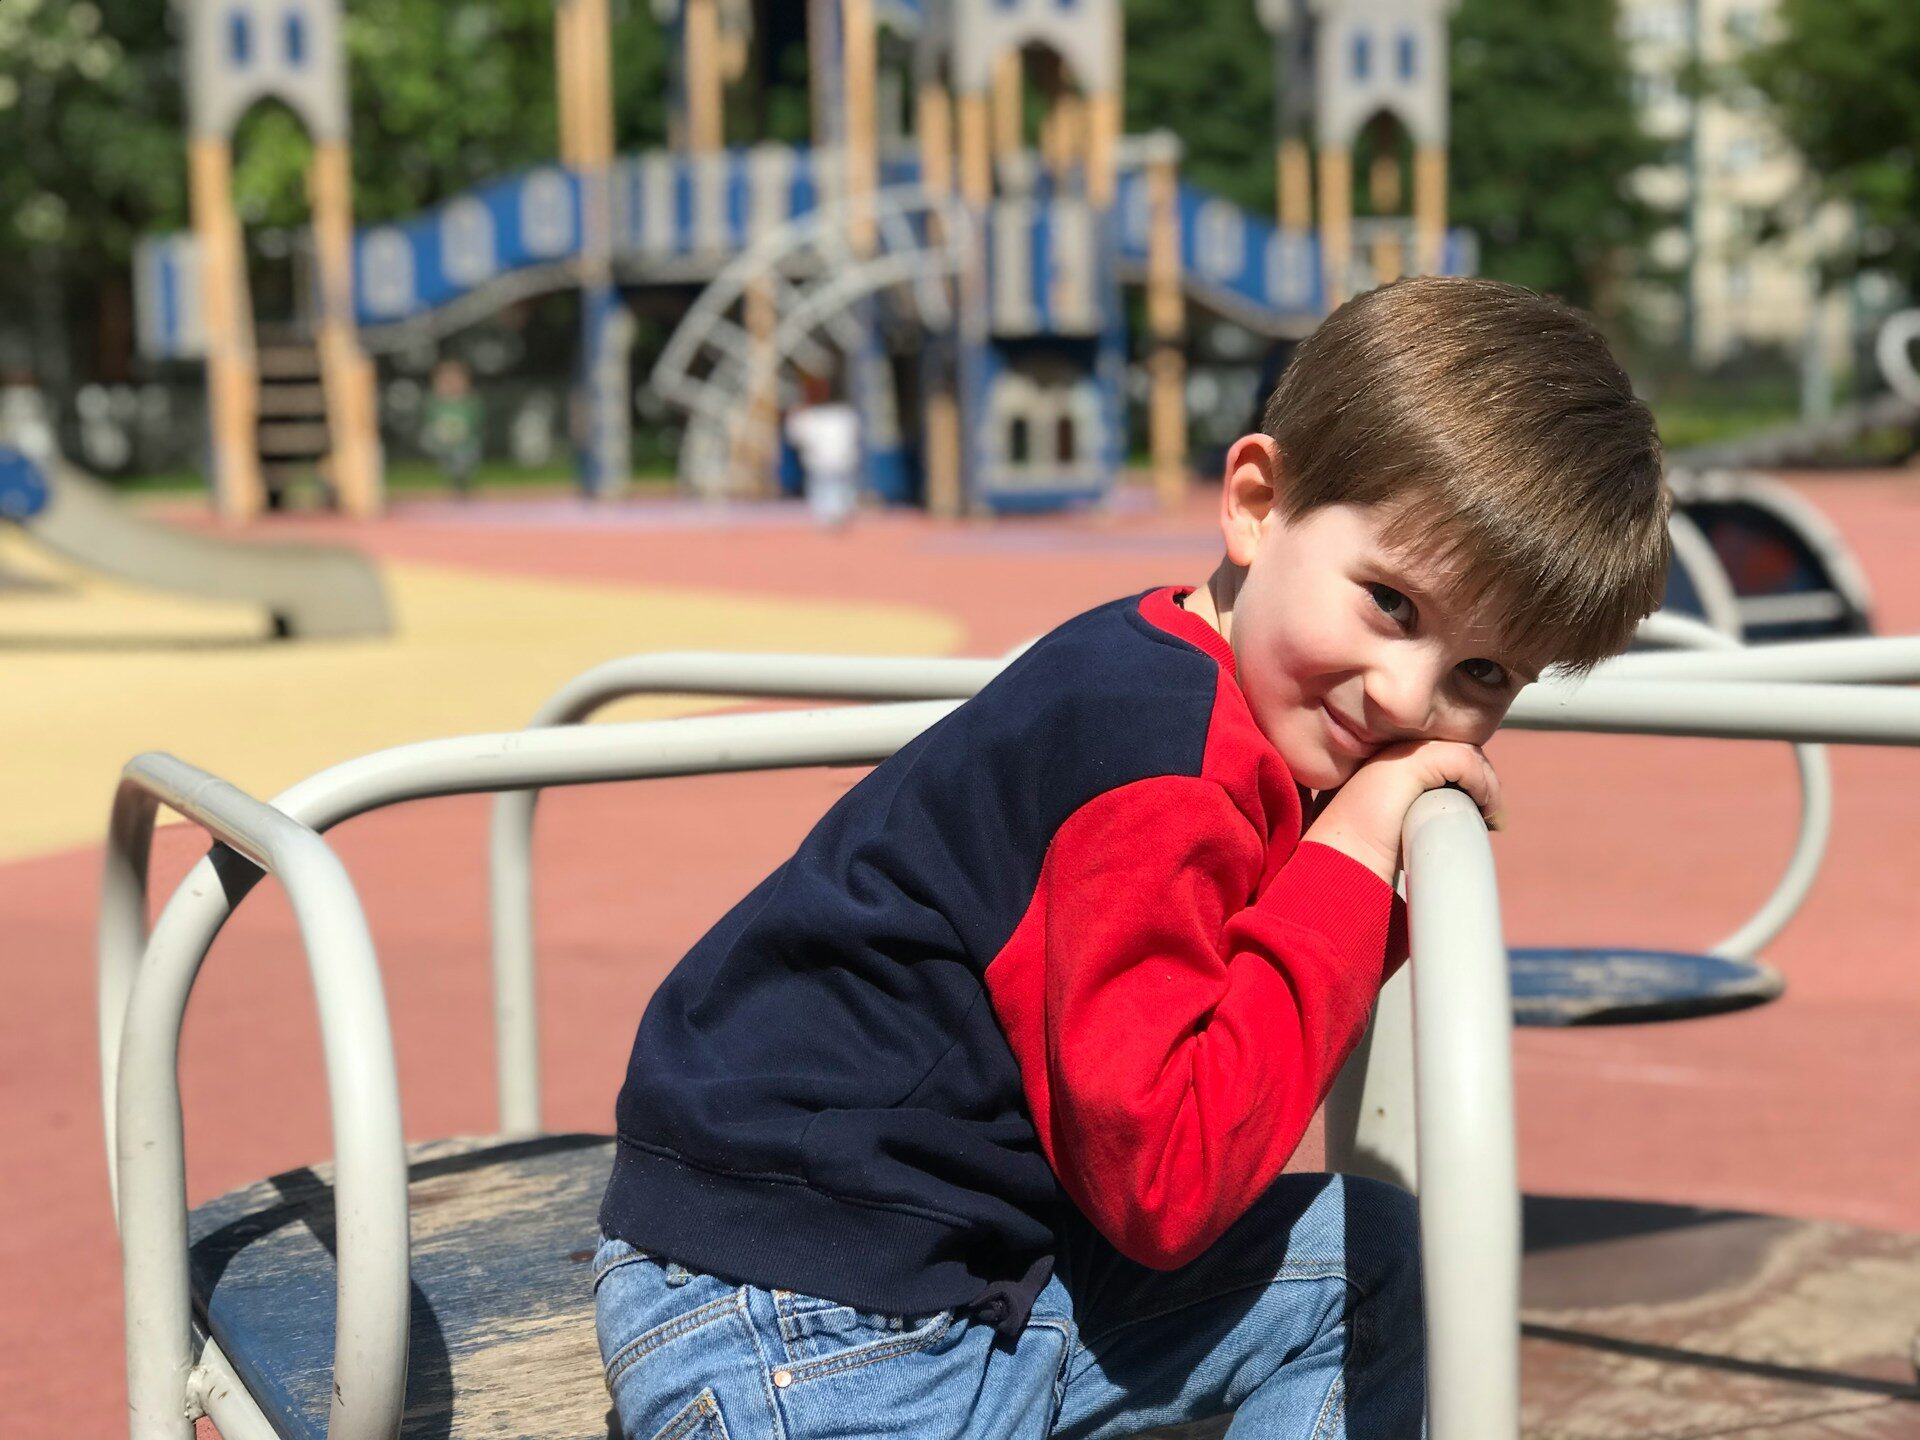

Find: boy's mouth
1321;704;1380;758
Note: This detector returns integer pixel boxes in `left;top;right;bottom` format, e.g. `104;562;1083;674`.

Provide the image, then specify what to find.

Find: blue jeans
593;1172;1424;1439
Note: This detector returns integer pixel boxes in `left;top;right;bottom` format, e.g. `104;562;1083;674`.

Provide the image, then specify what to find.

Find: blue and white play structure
134;0;1476;514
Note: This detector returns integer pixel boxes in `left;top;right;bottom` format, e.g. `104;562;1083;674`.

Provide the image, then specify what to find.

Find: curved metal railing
101;755;409;1440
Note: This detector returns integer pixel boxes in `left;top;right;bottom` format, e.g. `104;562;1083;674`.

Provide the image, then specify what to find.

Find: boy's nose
1366;661;1443;737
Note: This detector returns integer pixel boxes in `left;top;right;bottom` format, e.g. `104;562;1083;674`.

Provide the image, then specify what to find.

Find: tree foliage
1746;0;1920;294
1121;0;1275;215
1448;0;1658;312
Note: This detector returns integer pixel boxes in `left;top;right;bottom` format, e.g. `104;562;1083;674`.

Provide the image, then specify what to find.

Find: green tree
1448;0;1659;312
1122;0;1276;216
1746;0;1920;294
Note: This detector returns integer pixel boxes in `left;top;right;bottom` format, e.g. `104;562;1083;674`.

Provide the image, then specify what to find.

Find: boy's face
1220;446;1539;792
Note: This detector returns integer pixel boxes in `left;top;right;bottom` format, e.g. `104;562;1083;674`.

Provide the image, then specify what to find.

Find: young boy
593;277;1670;1438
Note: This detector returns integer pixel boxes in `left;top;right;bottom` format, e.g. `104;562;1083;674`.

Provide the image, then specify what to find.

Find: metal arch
1601;612;1833;962
101;755;408;1440
487;654;1002;1134
651;186;971;496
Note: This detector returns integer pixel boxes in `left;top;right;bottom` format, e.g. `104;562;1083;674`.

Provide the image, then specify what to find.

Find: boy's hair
1260;276;1669;674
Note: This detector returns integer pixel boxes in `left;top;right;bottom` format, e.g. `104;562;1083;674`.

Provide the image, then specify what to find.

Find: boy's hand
1301;740;1503;883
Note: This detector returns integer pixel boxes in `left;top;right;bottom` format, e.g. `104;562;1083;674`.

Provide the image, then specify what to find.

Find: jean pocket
772;1293;956;1374
644;1387;731;1440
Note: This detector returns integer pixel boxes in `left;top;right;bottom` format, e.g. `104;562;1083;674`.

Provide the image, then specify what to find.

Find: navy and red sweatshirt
600;587;1406;1333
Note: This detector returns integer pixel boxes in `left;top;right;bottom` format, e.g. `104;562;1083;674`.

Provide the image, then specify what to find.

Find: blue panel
725;149;750;250
789;150;819;223
228;9;252;66
1030;204;1050;331
1351;30;1370;80
284;10;306;66
157;243;181;356
673;159;694;256
0;447;51;522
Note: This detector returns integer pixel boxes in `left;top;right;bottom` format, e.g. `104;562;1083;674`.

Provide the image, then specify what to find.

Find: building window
284;10;306;66
1397;32;1416;80
227;9;252;65
1351;31;1371;81
1009;416;1031;464
1056;415;1077;464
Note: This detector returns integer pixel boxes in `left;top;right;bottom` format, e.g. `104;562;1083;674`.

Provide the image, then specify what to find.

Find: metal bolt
773;1369;794;1389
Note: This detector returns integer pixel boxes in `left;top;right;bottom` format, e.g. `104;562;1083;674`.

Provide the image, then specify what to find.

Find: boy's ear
1220;434;1283;567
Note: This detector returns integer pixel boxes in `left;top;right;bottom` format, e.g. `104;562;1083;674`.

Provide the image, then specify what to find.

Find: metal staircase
651;188;970;498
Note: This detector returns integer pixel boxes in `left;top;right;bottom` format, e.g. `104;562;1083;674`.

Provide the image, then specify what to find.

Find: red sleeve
1034;775;1403;1268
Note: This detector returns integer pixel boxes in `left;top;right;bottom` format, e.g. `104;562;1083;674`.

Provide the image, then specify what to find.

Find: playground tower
175;0;382;519
1263;0;1459;308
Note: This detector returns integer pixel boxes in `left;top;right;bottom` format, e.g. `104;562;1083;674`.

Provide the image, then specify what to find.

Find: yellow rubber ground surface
0;532;960;863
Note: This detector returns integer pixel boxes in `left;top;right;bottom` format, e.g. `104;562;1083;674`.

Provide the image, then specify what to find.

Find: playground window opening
1351;31;1371;81
228;9;252;66
285;11;307;66
1010;416;1032;465
1397;33;1417;80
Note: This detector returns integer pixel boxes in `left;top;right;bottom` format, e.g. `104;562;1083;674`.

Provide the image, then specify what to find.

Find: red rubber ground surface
7;475;1920;1429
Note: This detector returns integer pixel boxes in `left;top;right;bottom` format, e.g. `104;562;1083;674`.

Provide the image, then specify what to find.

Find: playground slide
0;447;390;640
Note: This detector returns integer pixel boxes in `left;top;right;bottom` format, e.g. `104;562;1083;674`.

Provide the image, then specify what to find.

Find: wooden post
919;79;963;520
684;0;723;154
1146;144;1187;512
1084;91;1119;209
188;137;262;521
843;0;877;252
958;91;992;206
1278;136;1313;232
1318;144;1352;310
1414;145;1448;276
308;140;382;516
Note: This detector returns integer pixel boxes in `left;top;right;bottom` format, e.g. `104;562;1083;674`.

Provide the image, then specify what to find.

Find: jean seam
735;1286;791;1440
782;1311;955;1384
606;1292;746;1388
1309;1368;1348;1440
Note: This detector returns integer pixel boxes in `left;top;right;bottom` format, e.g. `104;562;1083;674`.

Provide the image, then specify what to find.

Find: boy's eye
1366;583;1414;624
1459;658;1508;689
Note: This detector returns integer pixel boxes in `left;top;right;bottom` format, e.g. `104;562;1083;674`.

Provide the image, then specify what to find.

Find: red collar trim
1139;587;1237;679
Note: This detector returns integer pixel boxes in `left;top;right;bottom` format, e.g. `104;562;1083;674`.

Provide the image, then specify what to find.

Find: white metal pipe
1603;633;1920;685
1510;675;1920;744
488;655;998;1133
1321;963;1417;1190
106;756;408;1440
1600;620;1832;961
1403;789;1520;1440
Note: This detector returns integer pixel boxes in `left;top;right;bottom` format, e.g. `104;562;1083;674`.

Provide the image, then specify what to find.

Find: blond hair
1261;276;1670;673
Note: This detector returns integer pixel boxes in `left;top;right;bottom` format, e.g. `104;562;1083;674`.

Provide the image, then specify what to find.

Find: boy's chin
1274;741;1352;793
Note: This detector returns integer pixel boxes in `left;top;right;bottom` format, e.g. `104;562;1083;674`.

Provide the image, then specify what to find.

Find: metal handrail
487;654;1001;1133
102;703;961;1440
1402;789;1519;1438
101;755;408;1440
1592;614;1832;961
112;679;1920;1440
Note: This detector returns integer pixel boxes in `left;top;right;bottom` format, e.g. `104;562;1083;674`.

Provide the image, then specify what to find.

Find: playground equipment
1669;469;1875;643
100;639;1920;1438
0;444;388;641
136;0;1476;515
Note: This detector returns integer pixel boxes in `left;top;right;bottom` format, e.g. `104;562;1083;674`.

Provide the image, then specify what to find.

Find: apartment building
1617;0;1852;373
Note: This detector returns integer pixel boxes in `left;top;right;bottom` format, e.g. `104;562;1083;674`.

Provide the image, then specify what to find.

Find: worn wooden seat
188;1133;618;1440
1508;947;1784;1026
